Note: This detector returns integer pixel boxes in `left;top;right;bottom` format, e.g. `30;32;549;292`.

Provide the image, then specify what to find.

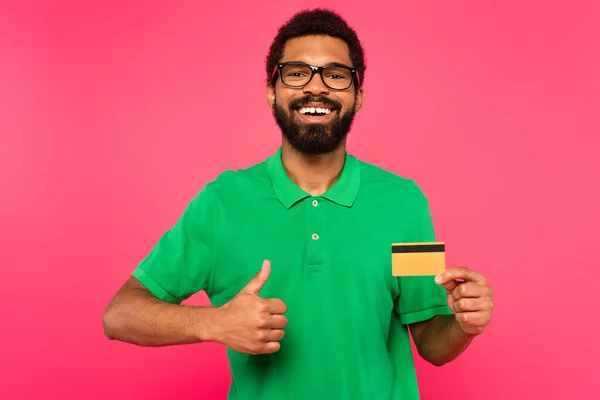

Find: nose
303;72;329;96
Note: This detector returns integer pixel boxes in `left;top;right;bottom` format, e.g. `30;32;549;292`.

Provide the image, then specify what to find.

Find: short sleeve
132;188;215;304
395;200;453;325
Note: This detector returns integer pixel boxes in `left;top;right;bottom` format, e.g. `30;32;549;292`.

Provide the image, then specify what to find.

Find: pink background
1;1;599;399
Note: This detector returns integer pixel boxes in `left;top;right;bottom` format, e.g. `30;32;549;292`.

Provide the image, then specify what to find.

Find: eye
324;67;350;80
287;71;307;77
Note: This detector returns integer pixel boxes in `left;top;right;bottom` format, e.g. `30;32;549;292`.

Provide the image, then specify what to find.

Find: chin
286;134;346;155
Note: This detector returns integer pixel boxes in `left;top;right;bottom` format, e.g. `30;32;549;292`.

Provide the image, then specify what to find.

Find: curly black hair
266;8;366;88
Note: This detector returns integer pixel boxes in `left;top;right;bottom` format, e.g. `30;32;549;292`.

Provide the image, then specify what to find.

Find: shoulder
355;155;429;203
195;155;272;199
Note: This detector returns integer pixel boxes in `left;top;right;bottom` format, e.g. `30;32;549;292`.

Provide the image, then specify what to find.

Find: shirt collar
267;146;361;209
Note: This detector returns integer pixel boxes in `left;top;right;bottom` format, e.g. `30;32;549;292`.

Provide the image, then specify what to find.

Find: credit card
391;242;445;276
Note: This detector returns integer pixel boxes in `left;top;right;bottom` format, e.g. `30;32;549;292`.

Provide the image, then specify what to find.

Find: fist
214;260;288;355
435;266;494;335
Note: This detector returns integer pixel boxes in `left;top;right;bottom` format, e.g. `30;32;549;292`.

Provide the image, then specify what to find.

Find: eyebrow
284;60;355;69
324;61;355;69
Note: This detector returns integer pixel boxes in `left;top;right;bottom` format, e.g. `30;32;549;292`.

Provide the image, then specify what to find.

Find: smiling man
103;8;494;400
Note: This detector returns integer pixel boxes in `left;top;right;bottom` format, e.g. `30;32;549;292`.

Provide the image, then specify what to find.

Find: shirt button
312;199;318;207
312;233;319;240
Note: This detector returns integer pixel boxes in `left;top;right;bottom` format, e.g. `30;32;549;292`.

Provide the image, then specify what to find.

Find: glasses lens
280;64;313;87
279;64;354;89
322;66;353;89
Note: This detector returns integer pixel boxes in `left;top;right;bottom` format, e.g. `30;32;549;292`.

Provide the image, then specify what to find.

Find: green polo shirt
132;146;452;400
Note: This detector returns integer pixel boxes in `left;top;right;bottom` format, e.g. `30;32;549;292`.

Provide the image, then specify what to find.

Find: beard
273;95;356;155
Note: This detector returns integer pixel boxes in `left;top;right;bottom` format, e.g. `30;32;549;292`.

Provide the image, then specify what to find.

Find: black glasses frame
271;61;360;90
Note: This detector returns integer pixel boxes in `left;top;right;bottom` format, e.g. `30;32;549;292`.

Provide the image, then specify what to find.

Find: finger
241;260;271;295
435;266;486;289
455;311;491;327
269;314;288;329
264;328;285;342
259;341;281;354
453;298;494;313
451;282;492;301
265;298;287;314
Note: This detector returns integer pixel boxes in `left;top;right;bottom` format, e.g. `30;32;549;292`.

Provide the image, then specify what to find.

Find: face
267;35;364;155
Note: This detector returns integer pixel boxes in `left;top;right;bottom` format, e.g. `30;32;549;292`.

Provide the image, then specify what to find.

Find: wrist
451;317;478;342
191;306;222;343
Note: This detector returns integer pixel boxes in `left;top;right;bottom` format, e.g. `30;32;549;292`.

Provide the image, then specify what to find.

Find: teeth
300;107;331;115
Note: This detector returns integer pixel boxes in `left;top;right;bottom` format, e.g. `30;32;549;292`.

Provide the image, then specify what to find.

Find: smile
294;107;336;124
299;107;331;115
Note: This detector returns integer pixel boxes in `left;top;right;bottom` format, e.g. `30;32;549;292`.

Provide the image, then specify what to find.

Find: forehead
280;35;352;67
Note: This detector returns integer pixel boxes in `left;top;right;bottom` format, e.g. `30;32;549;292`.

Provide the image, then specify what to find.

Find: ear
266;84;276;108
353;86;364;113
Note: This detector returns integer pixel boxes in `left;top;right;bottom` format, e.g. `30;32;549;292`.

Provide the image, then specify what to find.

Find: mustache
288;95;342;111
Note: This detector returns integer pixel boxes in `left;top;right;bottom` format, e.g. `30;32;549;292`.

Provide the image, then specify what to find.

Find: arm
102;261;288;354
103;188;218;347
409;315;475;366
395;196;493;365
409;266;494;366
102;276;218;347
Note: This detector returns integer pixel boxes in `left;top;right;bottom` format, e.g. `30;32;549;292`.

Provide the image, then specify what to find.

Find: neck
281;139;347;196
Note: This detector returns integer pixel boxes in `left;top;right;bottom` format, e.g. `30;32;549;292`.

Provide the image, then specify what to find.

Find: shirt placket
306;196;324;272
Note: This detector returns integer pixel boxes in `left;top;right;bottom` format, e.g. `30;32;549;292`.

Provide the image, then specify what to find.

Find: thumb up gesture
213;260;288;355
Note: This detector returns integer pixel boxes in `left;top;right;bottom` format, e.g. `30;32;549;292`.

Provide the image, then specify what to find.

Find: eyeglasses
271;62;360;90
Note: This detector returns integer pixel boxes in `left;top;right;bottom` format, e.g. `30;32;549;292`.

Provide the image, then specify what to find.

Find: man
103;8;494;400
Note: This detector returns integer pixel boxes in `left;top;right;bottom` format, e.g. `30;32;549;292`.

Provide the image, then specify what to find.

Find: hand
435;266;494;336
213;260;288;355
